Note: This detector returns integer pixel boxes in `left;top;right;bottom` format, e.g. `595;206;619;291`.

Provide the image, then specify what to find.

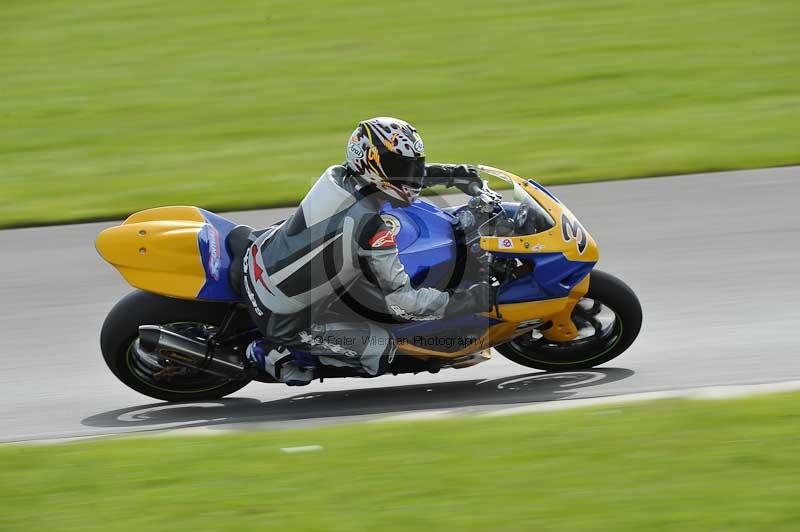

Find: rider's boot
245;340;315;386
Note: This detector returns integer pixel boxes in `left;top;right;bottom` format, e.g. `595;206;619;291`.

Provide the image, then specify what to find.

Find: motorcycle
96;165;642;402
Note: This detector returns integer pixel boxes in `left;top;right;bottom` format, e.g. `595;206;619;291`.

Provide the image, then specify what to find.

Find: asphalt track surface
1;166;799;443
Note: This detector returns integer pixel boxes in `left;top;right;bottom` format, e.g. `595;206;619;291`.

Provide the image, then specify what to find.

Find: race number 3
561;213;588;254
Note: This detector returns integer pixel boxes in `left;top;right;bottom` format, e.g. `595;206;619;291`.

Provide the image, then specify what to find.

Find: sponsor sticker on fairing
205;224;222;281
499;237;514;249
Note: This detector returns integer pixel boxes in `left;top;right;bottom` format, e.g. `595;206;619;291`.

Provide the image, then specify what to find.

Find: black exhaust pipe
137;325;247;379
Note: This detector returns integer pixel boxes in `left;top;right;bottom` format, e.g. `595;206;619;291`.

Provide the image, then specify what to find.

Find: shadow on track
82;368;634;433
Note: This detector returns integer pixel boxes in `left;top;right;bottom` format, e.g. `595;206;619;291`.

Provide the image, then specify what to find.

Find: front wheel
101;291;254;402
496;270;642;371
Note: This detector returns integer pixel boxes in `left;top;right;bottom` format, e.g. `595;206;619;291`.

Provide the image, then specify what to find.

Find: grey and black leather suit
241;164;490;377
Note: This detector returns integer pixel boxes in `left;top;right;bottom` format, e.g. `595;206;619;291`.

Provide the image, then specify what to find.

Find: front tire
101;291;253;402
496;270;642;371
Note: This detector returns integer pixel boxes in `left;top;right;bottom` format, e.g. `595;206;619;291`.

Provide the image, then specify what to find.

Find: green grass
2;392;800;531
1;0;798;227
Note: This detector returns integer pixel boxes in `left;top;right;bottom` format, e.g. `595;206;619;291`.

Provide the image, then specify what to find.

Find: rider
243;117;493;385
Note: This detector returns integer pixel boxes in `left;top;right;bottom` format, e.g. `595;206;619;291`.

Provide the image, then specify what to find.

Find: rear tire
496;270;642;371
101;291;253;402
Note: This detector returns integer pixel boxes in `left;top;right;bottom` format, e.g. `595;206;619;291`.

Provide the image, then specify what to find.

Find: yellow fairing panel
95;206;207;300
396;275;591;359
478;166;599;263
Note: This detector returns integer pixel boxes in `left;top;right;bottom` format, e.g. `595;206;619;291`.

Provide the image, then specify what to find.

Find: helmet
345;117;426;206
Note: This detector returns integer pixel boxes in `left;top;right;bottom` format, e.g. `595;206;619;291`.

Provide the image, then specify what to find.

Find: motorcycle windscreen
510;180;556;235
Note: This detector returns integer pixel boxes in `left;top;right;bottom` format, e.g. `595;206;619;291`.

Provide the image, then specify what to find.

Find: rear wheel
496;270;642;371
101;291;253;402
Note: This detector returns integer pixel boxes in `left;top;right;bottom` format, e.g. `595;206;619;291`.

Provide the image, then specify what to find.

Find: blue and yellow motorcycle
96;166;642;401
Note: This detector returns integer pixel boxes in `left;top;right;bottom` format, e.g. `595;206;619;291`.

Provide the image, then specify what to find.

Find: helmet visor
381;150;426;188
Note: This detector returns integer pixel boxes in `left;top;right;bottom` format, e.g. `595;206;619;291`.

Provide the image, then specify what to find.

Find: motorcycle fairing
196;210;240;301
477;165;599;264
95;206;240;301
392;275;591;359
382;200;458;289
494;253;594;304
477;165;598;342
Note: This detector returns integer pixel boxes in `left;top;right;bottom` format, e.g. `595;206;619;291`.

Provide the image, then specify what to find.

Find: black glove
424;164;482;195
445;282;494;317
450;165;482;195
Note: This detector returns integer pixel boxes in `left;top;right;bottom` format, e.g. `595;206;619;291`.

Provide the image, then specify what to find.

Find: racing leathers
242;164;492;384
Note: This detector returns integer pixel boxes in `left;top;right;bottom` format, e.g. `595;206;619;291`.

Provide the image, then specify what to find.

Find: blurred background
2;0;797;227
1;2;799;530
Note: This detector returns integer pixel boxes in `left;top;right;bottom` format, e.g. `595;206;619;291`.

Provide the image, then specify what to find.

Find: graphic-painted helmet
345;117;426;206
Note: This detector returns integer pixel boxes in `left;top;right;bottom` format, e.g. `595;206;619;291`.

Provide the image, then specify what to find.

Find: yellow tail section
96;206;208;300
